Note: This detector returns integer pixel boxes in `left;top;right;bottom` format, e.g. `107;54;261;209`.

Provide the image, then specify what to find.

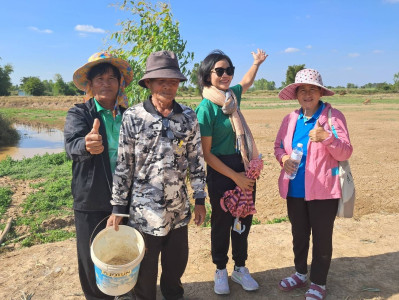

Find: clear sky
1;0;399;88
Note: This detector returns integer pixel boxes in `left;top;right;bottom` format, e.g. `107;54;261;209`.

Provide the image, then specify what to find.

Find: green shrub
0;113;19;147
0;187;13;217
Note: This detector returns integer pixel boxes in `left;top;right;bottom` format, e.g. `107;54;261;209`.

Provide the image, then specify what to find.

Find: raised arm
239;49;268;93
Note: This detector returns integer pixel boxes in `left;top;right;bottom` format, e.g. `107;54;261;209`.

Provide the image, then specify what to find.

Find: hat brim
138;69;187;88
278;82;335;100
73;57;133;91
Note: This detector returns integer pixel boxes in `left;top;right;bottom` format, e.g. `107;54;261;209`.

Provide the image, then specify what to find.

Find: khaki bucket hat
138;50;187;88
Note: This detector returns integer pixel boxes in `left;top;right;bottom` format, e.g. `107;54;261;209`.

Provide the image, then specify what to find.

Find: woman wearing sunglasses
195;49;267;295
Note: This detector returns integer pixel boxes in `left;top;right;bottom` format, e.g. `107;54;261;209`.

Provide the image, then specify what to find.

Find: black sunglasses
212;66;235;77
162;118;175;140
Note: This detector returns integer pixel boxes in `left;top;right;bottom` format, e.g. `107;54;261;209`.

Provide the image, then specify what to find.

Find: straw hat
278;68;334;100
73;52;133;91
138;50;187;88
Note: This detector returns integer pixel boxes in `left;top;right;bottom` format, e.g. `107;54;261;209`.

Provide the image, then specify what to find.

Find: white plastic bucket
90;225;145;296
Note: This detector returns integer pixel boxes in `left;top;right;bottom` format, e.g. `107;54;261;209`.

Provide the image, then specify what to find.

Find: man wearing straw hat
107;50;207;300
64;52;133;300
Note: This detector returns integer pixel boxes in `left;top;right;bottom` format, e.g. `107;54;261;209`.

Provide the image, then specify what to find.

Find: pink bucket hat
278;68;334;100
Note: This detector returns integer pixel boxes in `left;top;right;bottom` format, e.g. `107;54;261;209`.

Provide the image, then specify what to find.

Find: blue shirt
288;101;325;198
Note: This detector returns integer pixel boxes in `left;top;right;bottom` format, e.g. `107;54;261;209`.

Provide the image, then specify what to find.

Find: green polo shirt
195;84;242;155
94;99;122;173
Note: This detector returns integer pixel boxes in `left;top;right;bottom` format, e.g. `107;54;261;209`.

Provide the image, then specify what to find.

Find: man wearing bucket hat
64;52;134;300
107;50;207;300
274;69;353;300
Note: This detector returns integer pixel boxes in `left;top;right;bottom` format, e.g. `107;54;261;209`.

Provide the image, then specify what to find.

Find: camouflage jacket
111;97;207;236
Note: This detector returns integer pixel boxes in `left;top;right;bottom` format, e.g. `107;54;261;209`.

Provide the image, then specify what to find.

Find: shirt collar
299;101;324;121
143;96;183;116
94;98;120;115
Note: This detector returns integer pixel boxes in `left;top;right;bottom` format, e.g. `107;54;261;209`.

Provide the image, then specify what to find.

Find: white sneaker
231;266;259;291
214;268;230;295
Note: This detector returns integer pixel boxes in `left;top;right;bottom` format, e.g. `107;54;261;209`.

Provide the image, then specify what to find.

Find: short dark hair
197;49;234;91
87;63;121;82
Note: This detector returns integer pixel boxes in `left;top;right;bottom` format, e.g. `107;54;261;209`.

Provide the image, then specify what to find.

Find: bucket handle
89;214;147;251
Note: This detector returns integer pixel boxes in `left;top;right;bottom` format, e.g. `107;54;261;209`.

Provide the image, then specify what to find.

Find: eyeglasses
162;118;175;140
211;66;235;77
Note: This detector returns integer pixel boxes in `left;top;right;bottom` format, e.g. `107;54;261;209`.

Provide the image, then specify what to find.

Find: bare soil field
1;97;399;299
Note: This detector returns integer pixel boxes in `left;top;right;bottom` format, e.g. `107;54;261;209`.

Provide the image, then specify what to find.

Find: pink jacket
274;102;353;200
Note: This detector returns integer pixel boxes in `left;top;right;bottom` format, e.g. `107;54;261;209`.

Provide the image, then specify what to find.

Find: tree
281;64;305;88
42;79;54;95
0;59;13;96
107;0;194;105
393;72;399;91
21;77;45;96
189;62;201;94
346;83;358;89
253;78;276;90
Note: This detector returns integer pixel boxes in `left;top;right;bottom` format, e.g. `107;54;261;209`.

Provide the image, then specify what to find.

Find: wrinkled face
145;78;180;103
296;84;322;114
89;69;119;109
210;59;233;91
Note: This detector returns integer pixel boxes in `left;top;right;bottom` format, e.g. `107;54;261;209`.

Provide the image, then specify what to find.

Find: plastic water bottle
285;143;303;180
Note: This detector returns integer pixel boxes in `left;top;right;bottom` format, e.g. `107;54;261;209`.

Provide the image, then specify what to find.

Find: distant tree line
2;58;399;97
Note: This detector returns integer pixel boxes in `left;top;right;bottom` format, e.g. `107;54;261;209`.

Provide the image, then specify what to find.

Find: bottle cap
297;143;303;147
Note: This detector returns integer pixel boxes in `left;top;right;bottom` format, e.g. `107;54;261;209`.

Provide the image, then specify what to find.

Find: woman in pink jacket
274;69;353;300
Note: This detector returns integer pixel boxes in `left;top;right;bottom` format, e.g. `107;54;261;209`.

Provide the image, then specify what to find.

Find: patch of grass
0;108;67;128
266;216;289;224
23;177;73;213
0;152;74;247
0;152;71;180
0;187;13;217
252;217;261;225
21;229;75;247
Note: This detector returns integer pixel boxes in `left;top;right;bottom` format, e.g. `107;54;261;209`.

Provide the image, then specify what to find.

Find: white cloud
28;26;53;34
75;25;105;34
284;48;300;53
306;45;312;49
348;53;360;57
373;50;384;54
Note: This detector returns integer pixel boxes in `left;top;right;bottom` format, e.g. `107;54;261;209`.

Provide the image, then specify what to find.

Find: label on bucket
94;263;141;296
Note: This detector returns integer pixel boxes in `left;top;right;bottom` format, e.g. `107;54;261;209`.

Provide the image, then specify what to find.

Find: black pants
286;197;339;285
134;226;188;300
74;210;114;300
207;153;255;270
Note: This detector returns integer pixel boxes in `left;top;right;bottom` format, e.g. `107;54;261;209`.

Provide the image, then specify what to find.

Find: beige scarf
202;85;259;170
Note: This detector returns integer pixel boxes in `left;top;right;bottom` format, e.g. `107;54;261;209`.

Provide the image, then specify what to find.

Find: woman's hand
309;120;329;142
233;172;255;191
106;214;123;231
240;49;268;93
251;49;268;66
282;155;296;175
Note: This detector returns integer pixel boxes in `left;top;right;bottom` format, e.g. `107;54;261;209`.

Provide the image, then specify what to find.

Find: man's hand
85;118;104;154
106;214;123;231
194;205;206;226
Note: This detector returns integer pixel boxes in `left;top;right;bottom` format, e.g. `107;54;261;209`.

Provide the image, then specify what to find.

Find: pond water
0;124;65;161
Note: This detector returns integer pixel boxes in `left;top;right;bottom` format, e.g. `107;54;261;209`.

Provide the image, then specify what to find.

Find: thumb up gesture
309;120;329;143
85;118;104;154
